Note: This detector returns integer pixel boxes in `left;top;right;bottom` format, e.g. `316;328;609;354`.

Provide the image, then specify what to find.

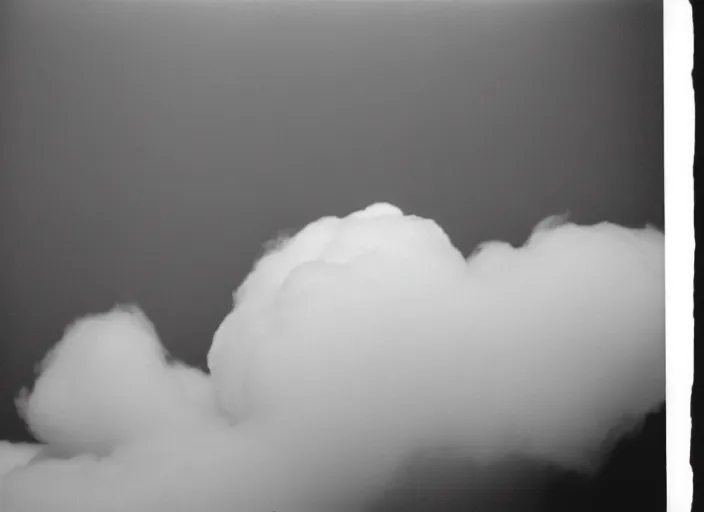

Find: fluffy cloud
0;203;664;512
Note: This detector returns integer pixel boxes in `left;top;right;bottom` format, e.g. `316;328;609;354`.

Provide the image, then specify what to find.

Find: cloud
0;443;41;478
16;306;223;459
0;203;664;511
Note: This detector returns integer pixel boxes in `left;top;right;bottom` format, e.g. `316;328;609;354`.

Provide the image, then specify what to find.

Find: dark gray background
0;0;662;443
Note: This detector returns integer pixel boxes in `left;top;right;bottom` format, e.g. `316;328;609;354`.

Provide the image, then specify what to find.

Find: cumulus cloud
0;203;664;512
16;306;222;459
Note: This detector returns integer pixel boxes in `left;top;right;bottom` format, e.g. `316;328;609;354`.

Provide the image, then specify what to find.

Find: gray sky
0;0;662;442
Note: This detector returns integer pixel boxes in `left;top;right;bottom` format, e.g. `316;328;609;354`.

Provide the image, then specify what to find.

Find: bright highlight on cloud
0;203;664;512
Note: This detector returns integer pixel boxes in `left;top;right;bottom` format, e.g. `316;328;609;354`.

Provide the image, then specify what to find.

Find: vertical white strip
664;0;694;510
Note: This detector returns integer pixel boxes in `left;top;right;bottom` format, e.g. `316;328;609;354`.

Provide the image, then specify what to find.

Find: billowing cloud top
1;203;664;512
17;307;221;459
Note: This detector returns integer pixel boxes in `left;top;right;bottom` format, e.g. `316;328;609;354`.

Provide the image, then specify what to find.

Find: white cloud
0;203;664;511
17;306;223;459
